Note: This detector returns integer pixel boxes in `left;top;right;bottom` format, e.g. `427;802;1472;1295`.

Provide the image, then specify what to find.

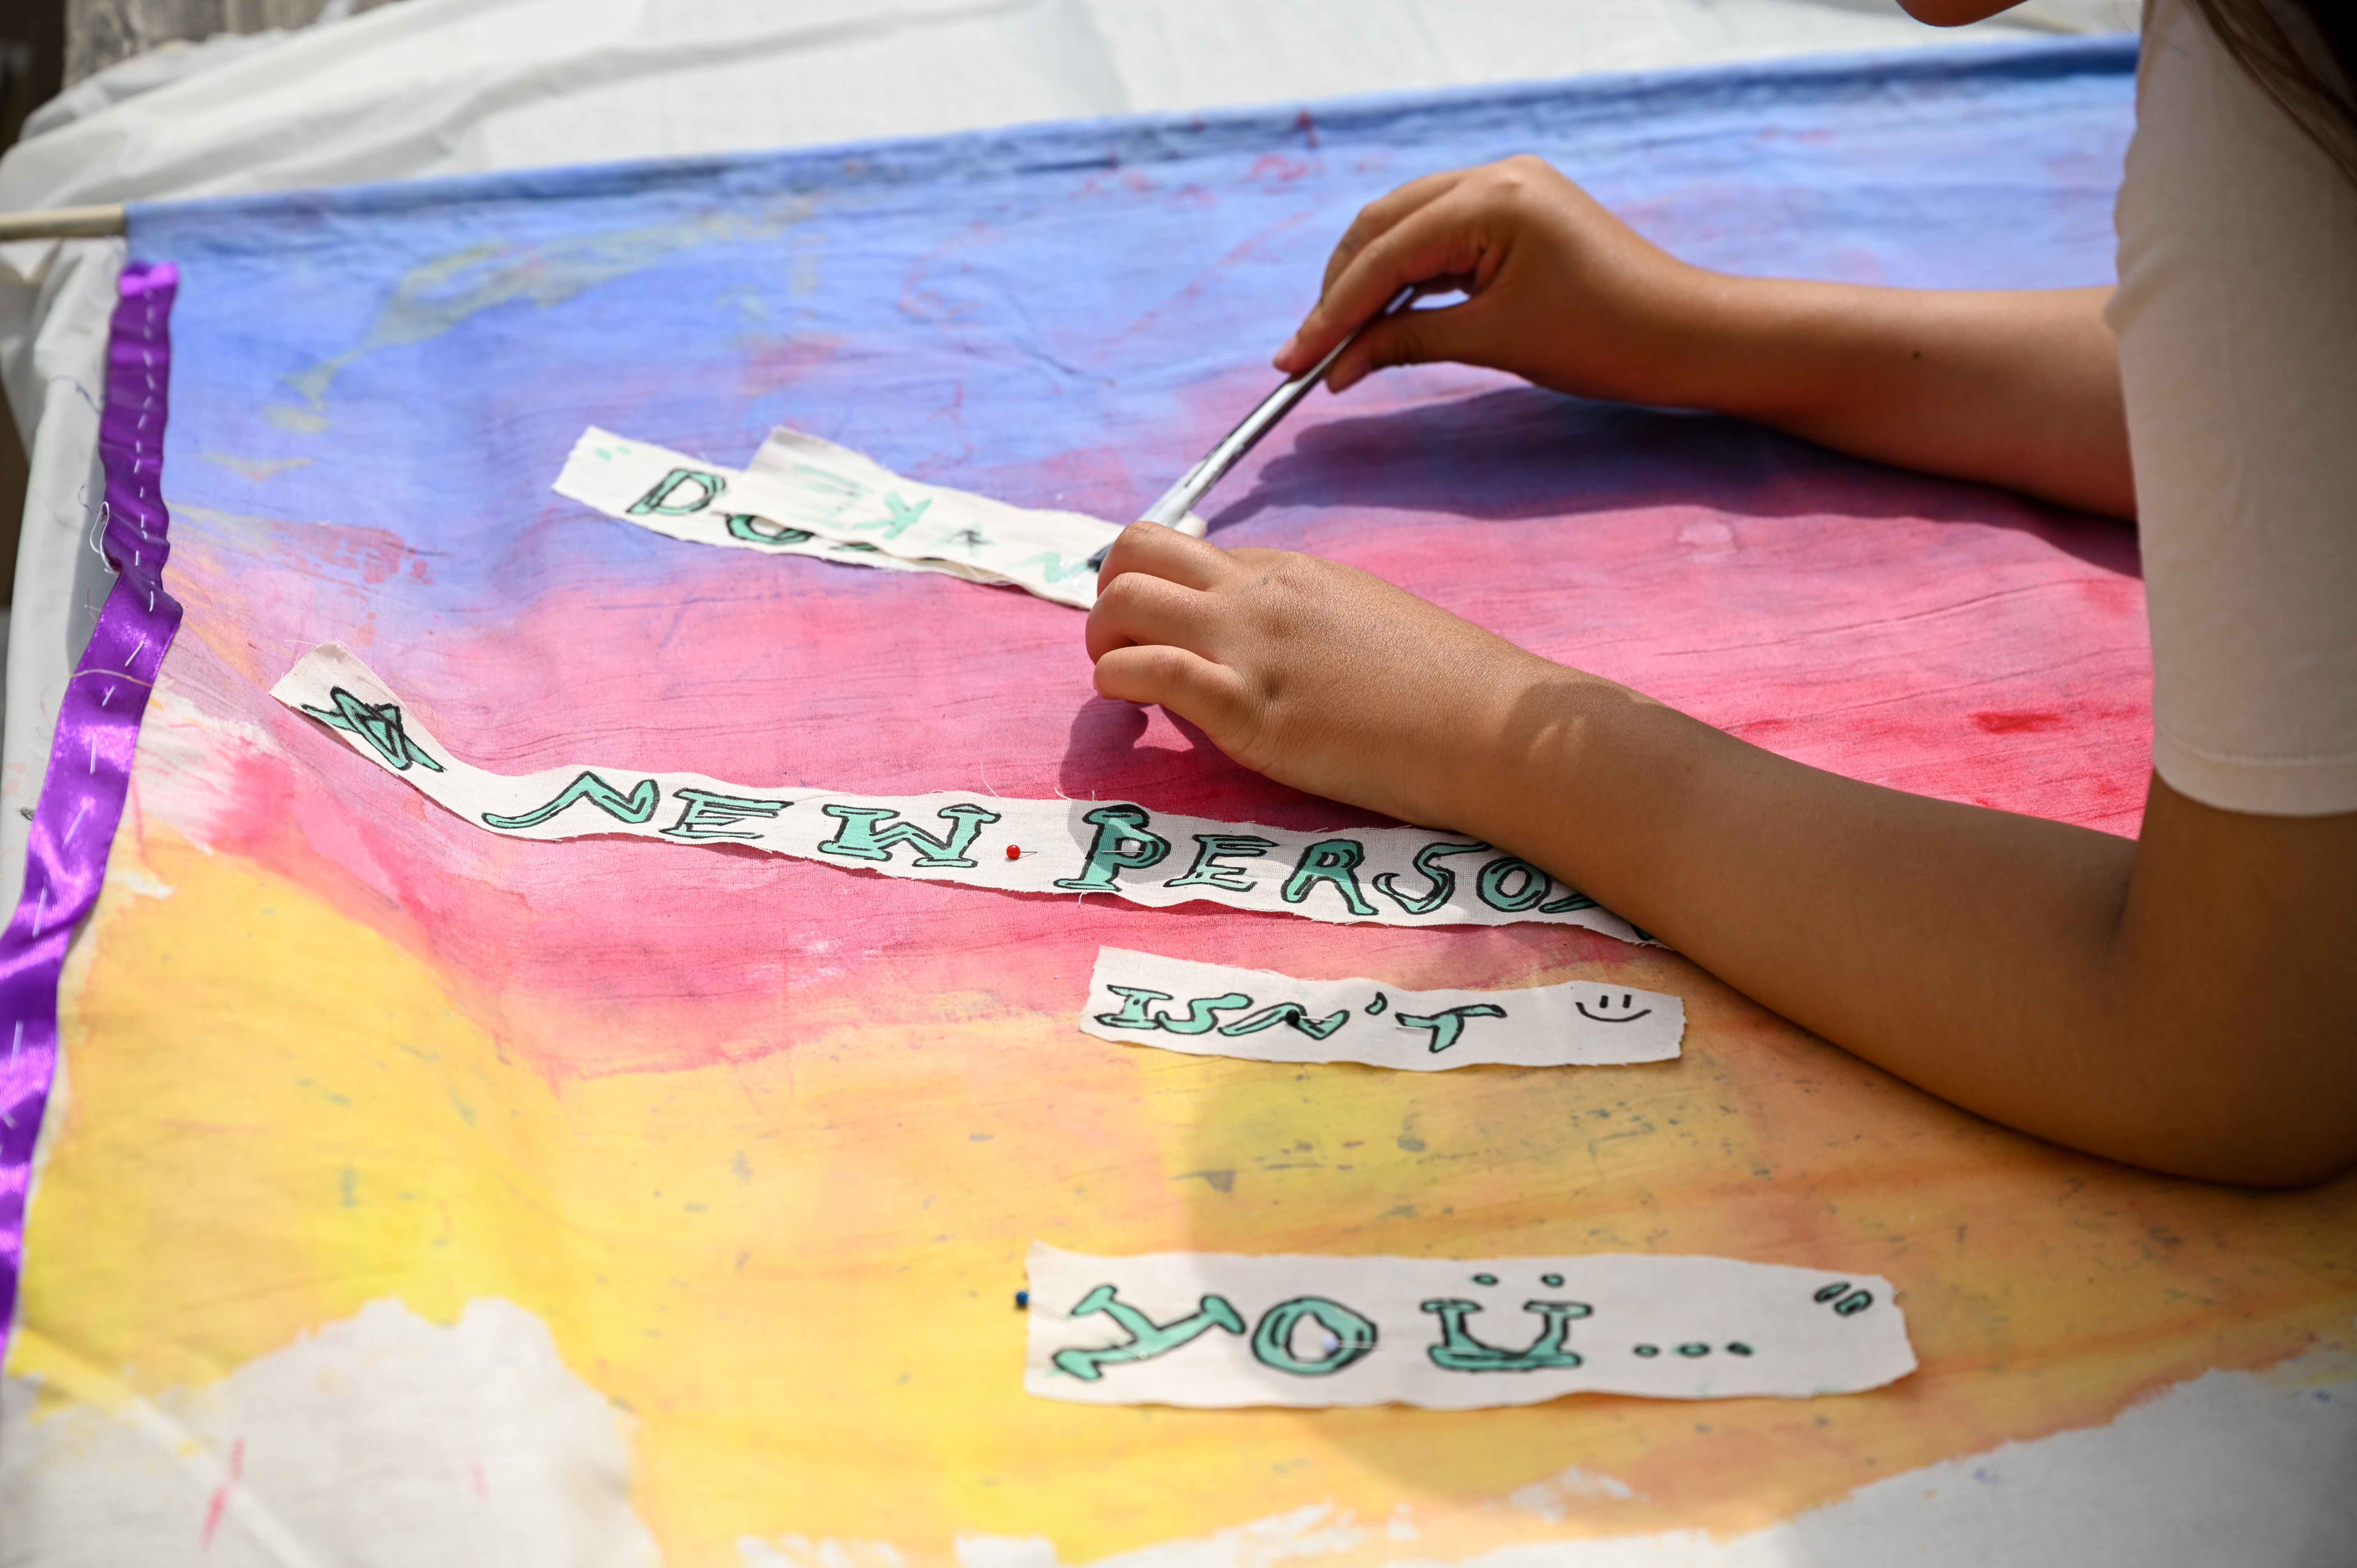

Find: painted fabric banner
12;35;2357;1568
1023;1243;1914;1407
1081;947;1684;1066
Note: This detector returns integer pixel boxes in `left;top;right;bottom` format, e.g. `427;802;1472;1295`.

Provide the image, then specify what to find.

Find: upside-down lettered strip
271;644;1648;939
1025;1243;1915;1409
553;426;1122;608
1081;947;1682;1067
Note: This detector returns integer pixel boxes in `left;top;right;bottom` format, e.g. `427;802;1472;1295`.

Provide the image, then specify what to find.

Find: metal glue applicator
1137;284;1421;534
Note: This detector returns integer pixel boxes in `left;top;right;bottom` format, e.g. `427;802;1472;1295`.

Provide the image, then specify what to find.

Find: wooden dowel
0;205;130;243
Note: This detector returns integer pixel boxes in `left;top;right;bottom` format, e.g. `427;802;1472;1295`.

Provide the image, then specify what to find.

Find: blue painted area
130;36;2135;622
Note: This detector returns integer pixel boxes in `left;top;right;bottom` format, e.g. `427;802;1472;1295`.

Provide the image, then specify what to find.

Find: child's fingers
1325;294;1496;393
1276;170;1468;371
1309;190;1504;388
1091;643;1257;747
1321;168;1466;297
1084;568;1227;664
1095;519;1230;594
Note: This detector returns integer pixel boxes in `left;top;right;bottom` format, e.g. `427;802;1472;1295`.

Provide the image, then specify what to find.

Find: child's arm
1275;156;2134;519
1087;526;2357;1186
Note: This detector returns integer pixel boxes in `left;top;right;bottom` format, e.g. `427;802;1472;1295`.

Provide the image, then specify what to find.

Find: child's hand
1272;154;2134;519
1082;522;2357;1186
1085;521;1565;832
1272;155;1710;406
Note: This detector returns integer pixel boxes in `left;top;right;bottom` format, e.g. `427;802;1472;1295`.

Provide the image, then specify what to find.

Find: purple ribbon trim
0;260;181;1359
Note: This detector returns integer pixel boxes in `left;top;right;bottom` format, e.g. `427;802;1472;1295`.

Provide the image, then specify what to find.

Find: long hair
2189;0;2357;184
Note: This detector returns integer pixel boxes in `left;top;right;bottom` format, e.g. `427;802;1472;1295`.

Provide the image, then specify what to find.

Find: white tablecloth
23;8;2338;1568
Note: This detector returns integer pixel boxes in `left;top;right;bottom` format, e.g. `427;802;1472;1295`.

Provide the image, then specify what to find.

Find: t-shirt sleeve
2106;0;2357;816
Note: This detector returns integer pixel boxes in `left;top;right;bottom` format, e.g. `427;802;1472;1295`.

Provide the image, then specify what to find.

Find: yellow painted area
13;824;2357;1566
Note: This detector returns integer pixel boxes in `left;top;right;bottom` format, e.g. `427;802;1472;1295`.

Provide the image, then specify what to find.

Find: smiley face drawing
1574;991;1654;1024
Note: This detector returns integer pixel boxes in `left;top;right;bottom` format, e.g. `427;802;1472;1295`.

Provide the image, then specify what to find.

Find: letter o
1250;1297;1378;1376
1476;856;1548;912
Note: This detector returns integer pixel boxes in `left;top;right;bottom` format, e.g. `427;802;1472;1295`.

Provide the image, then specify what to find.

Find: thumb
1324;297;1490;393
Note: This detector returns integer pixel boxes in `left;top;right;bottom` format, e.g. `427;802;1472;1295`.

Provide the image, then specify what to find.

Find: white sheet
21;0;2270;1557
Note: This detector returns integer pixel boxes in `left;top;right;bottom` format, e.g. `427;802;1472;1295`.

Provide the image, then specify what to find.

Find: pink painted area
200;1436;244;1550
153;365;2149;1084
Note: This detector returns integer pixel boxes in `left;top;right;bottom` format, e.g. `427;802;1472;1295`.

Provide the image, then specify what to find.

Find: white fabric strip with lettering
553;425;1120;607
1080;947;1681;1067
270;643;1649;940
1026;1243;1915;1409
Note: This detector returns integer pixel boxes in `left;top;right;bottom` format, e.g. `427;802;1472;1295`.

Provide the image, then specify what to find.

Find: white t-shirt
2108;0;2357;816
